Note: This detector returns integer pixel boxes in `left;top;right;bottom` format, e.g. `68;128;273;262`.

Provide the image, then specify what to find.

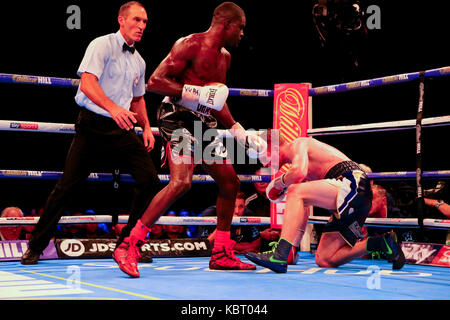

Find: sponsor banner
55;238;211;259
140;238;211;258
402;242;450;267
56;239;115;258
239;217;262;224
11;75;52;85
9;122;39;130
271;83;309;228
431;245;450;267
0;240;58;261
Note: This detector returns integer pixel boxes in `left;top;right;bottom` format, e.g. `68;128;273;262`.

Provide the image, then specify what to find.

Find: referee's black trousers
29;108;163;253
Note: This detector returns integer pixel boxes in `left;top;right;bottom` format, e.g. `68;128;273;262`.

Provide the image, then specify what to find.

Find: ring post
271;83;310;229
416;72;426;230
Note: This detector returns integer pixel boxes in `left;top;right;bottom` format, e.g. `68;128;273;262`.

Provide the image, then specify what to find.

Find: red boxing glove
266;174;287;203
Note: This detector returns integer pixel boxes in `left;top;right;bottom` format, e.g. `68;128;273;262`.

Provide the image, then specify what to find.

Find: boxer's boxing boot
244;238;292;273
113;220;150;277
366;230;405;270
209;231;256;270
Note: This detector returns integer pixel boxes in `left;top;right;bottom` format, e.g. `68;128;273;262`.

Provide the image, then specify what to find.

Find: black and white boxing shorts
322;161;373;247
157;98;230;166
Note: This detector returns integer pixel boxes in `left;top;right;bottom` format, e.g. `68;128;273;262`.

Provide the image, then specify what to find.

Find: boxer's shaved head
212;2;245;25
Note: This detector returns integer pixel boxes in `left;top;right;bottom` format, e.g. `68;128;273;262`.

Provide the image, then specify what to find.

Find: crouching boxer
113;2;265;278
244;132;406;273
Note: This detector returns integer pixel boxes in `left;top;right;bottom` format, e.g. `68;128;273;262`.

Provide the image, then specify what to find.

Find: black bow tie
123;43;135;54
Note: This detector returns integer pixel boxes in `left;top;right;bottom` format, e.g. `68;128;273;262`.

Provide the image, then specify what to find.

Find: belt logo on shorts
196;104;212;116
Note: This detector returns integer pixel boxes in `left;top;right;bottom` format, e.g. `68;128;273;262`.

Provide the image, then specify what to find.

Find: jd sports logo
60;239;85;257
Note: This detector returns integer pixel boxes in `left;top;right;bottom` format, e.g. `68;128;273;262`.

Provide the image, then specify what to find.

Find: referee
21;1;162;264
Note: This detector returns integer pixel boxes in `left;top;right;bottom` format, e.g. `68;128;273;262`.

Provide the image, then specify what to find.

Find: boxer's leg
245;180;339;273
140;154;195;227
114;152;195;277
202;162;255;270
202;162;240;232
281;180;338;243
315;232;367;268
316;230;405;269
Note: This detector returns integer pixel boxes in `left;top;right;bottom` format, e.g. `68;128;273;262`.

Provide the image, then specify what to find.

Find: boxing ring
1;67;450;302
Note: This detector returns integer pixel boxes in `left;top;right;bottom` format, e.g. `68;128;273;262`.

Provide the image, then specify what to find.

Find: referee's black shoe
21;248;40;265
139;255;153;263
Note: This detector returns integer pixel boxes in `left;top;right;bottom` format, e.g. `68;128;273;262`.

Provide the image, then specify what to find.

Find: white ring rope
0;120;236;138
309;216;450;230
0;215;270;226
1;215;448;230
308;115;450;136
1;116;449;138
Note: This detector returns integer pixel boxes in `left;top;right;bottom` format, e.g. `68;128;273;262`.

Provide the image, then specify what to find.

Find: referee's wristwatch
435;200;444;209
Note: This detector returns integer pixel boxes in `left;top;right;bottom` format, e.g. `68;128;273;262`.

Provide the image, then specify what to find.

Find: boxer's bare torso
148;16;245;127
175;34;230;85
285;137;352;182
149;33;230;92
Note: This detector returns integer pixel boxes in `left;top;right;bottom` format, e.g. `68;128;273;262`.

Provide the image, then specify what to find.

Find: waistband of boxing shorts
324;161;364;180
162;96;211;116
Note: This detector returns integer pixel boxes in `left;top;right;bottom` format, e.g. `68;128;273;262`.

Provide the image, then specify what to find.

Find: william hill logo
276;87;306;140
12;75;52;85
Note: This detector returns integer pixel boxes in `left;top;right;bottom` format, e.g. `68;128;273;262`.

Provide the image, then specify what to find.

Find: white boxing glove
266;173;287;203
176;82;229;115
230;122;268;160
246;132;268;159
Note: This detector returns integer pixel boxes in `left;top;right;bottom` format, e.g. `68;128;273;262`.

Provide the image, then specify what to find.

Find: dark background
0;0;448;214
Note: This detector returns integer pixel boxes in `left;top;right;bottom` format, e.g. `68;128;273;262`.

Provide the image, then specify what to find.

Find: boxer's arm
283;138;309;186
213;102;237;128
212;50;234;126
425;198;450;218
147;38;195;97
79;72;137;130
148;38;228;112
266;145;308;202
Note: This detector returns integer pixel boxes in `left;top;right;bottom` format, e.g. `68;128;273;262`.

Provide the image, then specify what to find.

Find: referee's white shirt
75;30;146;118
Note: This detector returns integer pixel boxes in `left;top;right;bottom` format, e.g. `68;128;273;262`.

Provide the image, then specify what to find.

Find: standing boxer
114;2;267;277
21;1;163;264
244;133;405;273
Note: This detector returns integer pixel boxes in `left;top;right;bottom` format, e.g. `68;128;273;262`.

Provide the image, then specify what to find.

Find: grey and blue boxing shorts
322;161;373;247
